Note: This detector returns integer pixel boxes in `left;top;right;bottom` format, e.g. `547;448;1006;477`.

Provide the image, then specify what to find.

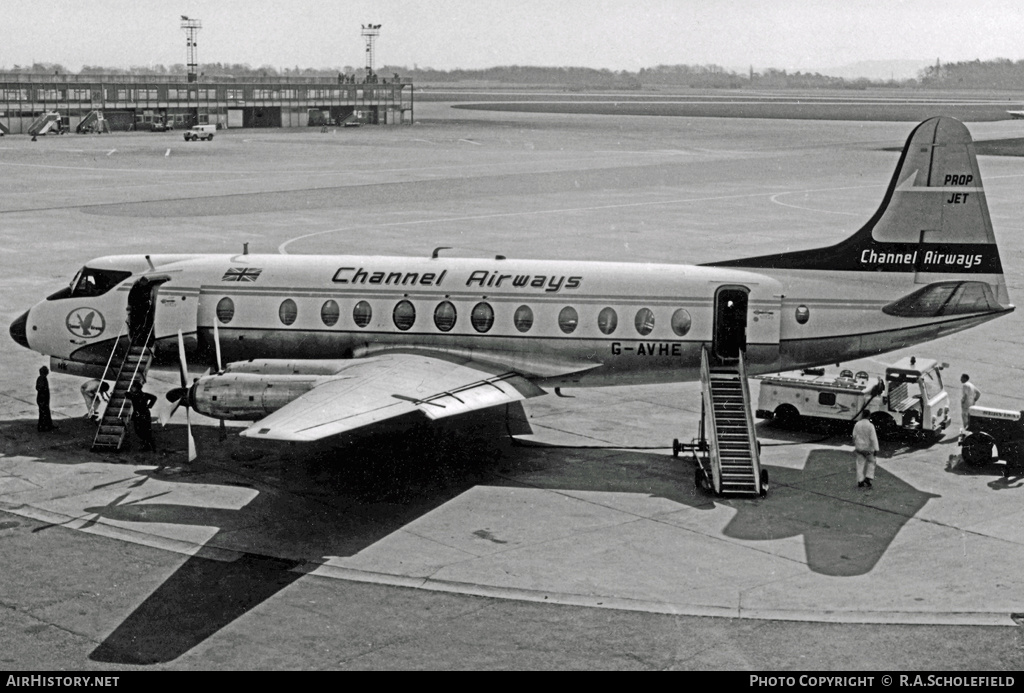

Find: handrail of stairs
737;349;763;495
699;346;721;493
90;319;127;416
109;324;155;422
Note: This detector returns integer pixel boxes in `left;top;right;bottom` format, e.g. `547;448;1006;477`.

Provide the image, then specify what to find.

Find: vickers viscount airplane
8;117;1014;446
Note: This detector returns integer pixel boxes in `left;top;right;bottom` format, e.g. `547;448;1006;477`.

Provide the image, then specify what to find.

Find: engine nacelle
189;372;319;420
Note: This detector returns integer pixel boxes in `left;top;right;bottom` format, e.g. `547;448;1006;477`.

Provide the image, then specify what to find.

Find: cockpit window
56;267;132;300
883;281;1002;318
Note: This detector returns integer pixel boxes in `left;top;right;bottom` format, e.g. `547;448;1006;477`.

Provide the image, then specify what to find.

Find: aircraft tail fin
707;116;1008;303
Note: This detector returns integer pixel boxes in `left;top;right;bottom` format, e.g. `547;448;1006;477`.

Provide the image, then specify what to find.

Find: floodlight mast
361;23;381;77
181;16;202;83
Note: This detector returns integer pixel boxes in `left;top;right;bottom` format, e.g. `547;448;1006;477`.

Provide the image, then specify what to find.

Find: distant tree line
5;59;1024;90
917;58;1024;89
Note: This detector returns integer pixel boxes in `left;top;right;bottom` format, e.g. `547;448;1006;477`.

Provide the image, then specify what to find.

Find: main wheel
673;438;681;458
759;468;770;497
773;404;799;427
961;433;995;466
870;412;897;439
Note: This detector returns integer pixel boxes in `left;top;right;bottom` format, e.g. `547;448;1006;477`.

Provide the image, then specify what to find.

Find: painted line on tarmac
307;563;1017;627
769;190;864;217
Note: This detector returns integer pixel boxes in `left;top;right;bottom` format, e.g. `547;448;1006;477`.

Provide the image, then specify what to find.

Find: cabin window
471;302;494;333
353;301;372;328
393;300;416;331
320;300;340;327
671;309;691;336
513;305;533;333
818;392;836;406
216;297;235;324
278;299;298;326
434;301;457;332
795;305;810;324
558;306;578;334
598;307;618;335
634;308;655;336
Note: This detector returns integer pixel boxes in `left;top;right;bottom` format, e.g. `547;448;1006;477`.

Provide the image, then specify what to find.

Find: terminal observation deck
0;73;414;133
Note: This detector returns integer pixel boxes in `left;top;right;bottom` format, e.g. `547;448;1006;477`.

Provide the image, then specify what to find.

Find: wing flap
239;354;545;442
397;372;546;420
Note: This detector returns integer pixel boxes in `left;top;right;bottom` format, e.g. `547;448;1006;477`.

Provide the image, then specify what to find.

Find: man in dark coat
127;382;158;452
36;366;55;432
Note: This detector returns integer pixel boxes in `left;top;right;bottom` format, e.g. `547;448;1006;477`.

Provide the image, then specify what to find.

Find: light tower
181;15;202;83
361;23;381;77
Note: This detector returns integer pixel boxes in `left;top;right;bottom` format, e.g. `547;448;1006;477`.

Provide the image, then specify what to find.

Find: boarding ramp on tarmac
697;346;766;496
76;110;109;134
28;111;64;136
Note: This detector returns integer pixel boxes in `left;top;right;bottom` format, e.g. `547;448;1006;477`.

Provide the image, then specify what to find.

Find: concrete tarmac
2;101;1024;669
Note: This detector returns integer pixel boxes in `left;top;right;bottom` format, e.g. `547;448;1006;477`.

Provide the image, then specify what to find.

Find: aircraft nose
9;310;29;349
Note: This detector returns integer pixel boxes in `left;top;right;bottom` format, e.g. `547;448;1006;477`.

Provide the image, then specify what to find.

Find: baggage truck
756;356;951;439
960;406;1024;476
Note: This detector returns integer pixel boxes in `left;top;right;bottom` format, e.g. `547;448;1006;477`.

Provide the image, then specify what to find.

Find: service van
756;356;951;439
183;124;216;141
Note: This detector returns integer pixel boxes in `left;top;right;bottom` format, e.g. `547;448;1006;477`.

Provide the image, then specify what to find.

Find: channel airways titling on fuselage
332;266;583;293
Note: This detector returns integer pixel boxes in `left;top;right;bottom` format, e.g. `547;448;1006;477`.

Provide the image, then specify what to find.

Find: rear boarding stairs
673;346;768;497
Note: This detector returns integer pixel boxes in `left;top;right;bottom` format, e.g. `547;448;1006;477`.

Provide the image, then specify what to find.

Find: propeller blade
178;330;197;461
213;319;223;373
176;330;189;387
186;408;197;462
160;399;181;427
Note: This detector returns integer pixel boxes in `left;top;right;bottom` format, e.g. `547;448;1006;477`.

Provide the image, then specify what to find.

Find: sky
3;0;1023;76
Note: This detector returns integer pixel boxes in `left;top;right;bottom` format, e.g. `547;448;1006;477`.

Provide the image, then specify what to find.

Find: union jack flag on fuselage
222;267;263;282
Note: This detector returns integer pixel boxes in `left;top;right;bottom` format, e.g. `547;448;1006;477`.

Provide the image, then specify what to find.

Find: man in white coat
852;411;879;489
960;373;981;438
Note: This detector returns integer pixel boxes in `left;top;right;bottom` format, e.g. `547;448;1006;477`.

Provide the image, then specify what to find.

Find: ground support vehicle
961;407;1024;476
184;124;216;141
756;356;951;440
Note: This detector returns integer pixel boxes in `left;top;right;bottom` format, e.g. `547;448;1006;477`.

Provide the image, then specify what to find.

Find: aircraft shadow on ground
0;413;943;663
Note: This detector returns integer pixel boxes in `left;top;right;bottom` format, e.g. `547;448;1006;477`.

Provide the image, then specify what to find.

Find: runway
2;99;1024;668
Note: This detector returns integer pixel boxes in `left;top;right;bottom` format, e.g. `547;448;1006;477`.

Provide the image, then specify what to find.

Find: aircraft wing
239;353;546;442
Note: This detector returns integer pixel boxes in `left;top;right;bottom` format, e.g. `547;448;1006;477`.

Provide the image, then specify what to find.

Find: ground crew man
852;411;879;488
36;366;54;432
127;382;158;452
80;379;109;421
960;373;981;436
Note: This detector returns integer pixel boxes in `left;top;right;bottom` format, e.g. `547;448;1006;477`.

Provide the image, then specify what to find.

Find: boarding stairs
698;346;765;496
76;110;108;134
91;324;154;452
28;112;63;137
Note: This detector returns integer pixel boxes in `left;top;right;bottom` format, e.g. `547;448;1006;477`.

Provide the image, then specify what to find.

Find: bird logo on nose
66;308;105;338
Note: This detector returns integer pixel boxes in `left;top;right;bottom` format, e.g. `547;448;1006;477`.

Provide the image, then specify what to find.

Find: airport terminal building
0;73;414;134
